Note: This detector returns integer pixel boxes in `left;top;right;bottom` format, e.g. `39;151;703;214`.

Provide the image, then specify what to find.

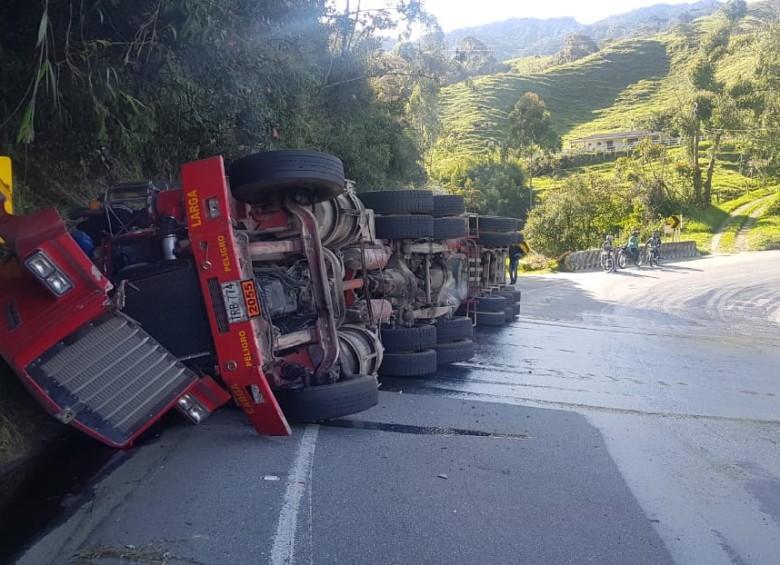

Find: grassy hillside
432;2;780;254
432;2;775;195
430;37;671;177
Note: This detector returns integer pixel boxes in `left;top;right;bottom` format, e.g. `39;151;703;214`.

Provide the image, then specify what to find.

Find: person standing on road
508;242;525;284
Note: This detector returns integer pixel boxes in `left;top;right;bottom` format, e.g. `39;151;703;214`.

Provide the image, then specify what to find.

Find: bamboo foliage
1;0;433;206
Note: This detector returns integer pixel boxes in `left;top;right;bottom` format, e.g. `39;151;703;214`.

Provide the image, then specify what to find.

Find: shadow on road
611;270;653;278
657;264;702;272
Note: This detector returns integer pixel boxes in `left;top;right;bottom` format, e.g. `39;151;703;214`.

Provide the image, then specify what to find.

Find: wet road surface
16;252;780;565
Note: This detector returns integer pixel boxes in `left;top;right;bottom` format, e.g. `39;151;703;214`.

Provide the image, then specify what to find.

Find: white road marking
269;424;319;565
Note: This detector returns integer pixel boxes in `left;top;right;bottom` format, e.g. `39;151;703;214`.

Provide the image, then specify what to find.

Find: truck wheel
433;339;475;364
229;150;345;205
275;375;378;422
433;217;467;239
475;311;505;327
510;289;522;302
504;306;514;323
381;324;436;353
431;194;465;217
512;302;520;316
476;295;507;312
496;291;517;304
475;230;513;246
378;349;438;377
374;215;434;239
434;316;473;343
469;215;518;232
358;190;433;214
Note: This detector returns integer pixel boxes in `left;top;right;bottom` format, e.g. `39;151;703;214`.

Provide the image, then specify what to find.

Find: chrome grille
26;313;198;446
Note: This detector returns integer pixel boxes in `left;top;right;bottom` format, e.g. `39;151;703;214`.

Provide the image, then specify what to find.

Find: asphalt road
16;252;780;565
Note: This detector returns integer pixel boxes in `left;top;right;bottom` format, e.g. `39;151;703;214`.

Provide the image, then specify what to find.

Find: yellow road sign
0;156;12;215
667;214;681;229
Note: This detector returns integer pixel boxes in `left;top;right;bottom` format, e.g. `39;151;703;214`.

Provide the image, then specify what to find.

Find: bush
519;254;558;272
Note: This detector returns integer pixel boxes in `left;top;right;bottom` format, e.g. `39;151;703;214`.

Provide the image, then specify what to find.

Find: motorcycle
644;244;660;267
617;244;641;269
600;248;616;272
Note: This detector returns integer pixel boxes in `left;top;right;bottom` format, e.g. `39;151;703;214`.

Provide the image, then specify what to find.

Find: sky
421;0;719;29
335;0;753;32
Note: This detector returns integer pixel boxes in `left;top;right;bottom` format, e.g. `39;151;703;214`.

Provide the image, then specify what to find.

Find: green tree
1;0;438;206
552;33;599;65
524;173;629;257
506;92;561;207
722;0;747;25
614;138;693;211
678;18;746;205
451;36;497;81
746;16;780;180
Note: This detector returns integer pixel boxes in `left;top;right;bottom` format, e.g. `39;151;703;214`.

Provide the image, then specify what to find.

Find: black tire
504;306;514;323
508;231;525;244
601;253;614;272
229;150;345;205
510;289;522;302
433;339;475;365
476;311;505;327
475;231;513;246
358;190;433;214
374;215;434;239
433;217;467;239
434;316;473;343
496;291;517;304
617;251;627;269
275;375;378;422
378;349;438;377
469;215;518;232
512;302;520;316
431;194;465;217
476;295;507;312
381;324;436;353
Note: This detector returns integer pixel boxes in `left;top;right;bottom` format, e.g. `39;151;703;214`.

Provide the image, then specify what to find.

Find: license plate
221;280;249;324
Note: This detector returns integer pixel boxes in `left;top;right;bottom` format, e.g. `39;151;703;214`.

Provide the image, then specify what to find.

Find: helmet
606;235;613;241
653;230;659;237
631;230;639;236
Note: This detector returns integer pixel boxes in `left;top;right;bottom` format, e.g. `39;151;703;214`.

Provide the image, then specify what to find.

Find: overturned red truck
0;151;383;447
0;151;527;448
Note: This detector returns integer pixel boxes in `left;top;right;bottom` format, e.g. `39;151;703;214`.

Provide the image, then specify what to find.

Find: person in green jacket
627;230;640;264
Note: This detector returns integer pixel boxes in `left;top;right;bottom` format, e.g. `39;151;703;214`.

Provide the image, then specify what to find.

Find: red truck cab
0;202;230;447
0;151;382;448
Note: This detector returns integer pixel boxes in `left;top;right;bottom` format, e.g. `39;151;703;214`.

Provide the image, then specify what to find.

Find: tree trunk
703;132;721;205
691;131;702;203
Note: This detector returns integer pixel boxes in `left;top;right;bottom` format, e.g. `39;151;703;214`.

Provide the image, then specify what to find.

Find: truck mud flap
25;313;200;447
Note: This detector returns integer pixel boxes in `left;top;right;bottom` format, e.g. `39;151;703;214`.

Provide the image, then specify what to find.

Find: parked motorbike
600;249;615;272
617;245;641;269
645;244;660;267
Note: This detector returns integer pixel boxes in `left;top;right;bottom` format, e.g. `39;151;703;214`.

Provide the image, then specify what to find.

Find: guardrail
562;241;698;271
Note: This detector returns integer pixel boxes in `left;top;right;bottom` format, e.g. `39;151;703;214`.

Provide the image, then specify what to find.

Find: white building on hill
568;130;668;153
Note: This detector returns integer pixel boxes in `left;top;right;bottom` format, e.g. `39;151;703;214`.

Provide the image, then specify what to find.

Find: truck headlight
25;252;56;278
24;251;74;296
175;393;210;424
47;272;74;295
